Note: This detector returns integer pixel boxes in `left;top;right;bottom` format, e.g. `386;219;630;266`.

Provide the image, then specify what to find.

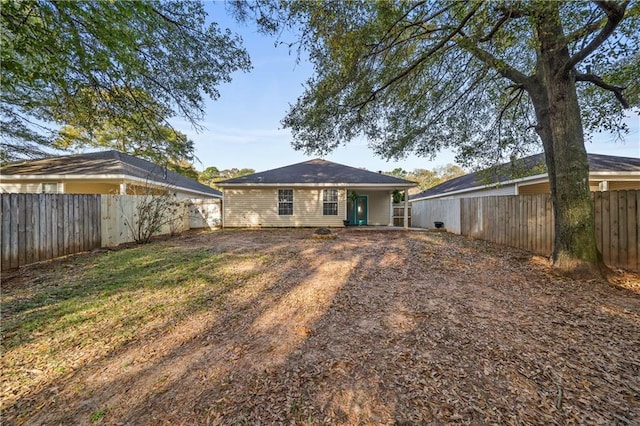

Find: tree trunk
530;4;603;279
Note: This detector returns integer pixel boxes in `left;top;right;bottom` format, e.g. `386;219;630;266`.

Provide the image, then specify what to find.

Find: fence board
536;195;544;255
601;192;611;265
629;191;638;271
30;194;39;262
83;195;89;251
47;195;55;259
56;196;65;256
546;196;553;256
74;196;81;253
17;194;27;267
24;194;34;265
91;195;99;249
9;195;19;269
594;192;602;260
618;191;628;268
518;196;524;251
1;195;11;269
609;193;619;266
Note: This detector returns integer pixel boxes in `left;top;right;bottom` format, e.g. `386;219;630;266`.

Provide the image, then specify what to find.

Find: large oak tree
1;0;251;162
234;0;639;278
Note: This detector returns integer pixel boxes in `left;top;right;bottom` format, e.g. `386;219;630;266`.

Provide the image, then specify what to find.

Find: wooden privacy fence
1;194;221;271
461;194;554;256
100;195;191;247
593;190;638;271
1;194;102;270
459;190;639;272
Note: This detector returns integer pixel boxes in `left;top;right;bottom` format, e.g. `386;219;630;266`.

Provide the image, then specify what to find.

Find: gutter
0;173;222;199
410;171;640;202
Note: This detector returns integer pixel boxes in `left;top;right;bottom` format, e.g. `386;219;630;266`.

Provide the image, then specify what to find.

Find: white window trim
277;188;294;216
322;188;339;216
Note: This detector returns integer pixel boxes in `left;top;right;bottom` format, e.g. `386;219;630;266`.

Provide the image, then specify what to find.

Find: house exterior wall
357;190;392;225
608;180;640;190
459;185;517;198
223;187;347;227
1;179;123;194
0;178;218;199
517;182;550;195
0;181;44;193
65;182;121;194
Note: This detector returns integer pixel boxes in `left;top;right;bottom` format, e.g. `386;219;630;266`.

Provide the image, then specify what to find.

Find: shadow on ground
2;229;639;425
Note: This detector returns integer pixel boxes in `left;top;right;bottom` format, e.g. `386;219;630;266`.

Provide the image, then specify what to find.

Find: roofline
409;170;640;202
217;182;416;189
0;174;222;198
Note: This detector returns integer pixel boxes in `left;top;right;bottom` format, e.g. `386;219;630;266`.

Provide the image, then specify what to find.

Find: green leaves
51;87;196;173
234;0;638;166
198;166;255;189
1;0;251;161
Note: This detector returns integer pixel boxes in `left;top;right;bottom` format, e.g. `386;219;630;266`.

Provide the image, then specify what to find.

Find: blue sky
173;1;640;173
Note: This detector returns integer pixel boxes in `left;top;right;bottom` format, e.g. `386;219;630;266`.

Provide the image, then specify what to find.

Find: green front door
347;195;367;225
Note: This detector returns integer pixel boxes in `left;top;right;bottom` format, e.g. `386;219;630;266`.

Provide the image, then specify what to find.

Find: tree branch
478;6;528;42
565;17;606;44
575;72;629;108
356;3;482;110
457;33;530;87
560;1;628;75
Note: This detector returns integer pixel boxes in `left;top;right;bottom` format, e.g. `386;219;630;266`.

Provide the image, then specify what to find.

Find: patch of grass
90;409;106;422
1;240;270;408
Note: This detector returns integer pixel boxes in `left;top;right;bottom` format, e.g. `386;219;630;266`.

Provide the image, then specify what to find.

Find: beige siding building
0;150;222;199
218;159;416;228
410;153;640;230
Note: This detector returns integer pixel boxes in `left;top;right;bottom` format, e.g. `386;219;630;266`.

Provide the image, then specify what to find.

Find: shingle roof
0;150;222;197
410;153;640;200
218;158;416;186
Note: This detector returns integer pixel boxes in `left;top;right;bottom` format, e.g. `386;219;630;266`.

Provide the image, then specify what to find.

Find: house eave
410;170;640;203
0;173;222;198
217;182;416;189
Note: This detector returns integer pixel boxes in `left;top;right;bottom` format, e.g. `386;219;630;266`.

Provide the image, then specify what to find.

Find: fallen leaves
2;228;639;425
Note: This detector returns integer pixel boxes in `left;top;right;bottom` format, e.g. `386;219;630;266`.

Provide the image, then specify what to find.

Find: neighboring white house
0;150;222;199
217;159;416;228
410;153;640;232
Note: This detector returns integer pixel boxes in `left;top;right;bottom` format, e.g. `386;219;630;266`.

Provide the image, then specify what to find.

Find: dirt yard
2;229;639;425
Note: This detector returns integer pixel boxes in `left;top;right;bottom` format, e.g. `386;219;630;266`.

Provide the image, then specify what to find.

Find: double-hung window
323;189;338;216
278;189;293;215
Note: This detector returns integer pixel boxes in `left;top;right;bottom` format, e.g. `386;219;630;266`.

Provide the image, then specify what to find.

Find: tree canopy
407;165;467;191
235;1;638;166
199;166;256;188
386;164;466;192
1;0;251;162
52;87;198;175
234;0;639;277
